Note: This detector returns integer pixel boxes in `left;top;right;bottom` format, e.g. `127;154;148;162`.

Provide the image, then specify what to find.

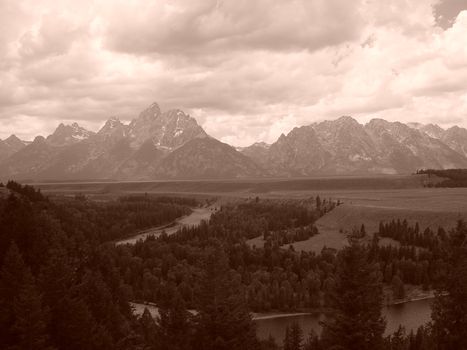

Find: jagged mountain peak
135;102;162;122
128;102;207;149
4;134;25;147
33;135;46;143
335;115;360;124
446;125;465;133
148;102;161;112
314;116;363;136
421;124;445;139
406;122;445;139
47;122;94;146
314;115;360;127
99;117;126;133
366;118;411;134
367;118;390;126
0;134;28;161
441;125;467;157
366;118;413;130
6;134;20;141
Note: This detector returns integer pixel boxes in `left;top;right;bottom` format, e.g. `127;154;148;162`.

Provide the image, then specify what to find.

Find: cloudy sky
1;0;466;146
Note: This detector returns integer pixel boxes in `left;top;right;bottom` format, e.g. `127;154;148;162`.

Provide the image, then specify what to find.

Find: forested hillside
0;183;199;349
1;183;466;349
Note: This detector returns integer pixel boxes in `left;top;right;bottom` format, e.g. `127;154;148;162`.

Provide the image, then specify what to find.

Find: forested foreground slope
1;182;467;350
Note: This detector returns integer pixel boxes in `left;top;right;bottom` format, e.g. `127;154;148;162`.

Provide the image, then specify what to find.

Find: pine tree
392;275;405;300
303;329;320;350
157;291;193;350
386;326;408;350
11;270;54;350
283;325;292;350
259;335;279;350
288;321;304;350
0;243;31;344
138;308;158;349
52;295;107;350
360;224;366;237
193;247;257;350
320;239;386;350
431;221;467;350
0;243;53;349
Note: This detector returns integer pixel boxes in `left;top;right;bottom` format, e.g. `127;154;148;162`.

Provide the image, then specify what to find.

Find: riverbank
113;218;181;244
250;287;437;322
255;298;433;341
132;297;433;343
115;205;215;245
384;285;435;306
252;312;313;321
131;302;316;322
132;285;437;322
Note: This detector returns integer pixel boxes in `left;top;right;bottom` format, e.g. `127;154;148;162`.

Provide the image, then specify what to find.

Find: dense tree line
208;198;335;243
113;206;450;312
378;220;444;250
5;180;47;202
49;194;194;242
417;168;467;187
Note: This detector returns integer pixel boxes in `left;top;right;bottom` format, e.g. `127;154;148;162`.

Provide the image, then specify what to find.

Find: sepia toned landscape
2;0;467;349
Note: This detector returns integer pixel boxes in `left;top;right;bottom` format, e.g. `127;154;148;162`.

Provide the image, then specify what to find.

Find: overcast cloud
0;0;466;146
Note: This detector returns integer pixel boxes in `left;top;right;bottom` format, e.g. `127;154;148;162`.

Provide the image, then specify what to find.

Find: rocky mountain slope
0;135;28;161
0;103;261;180
1;104;467;181
154;137;265;179
240;117;467;176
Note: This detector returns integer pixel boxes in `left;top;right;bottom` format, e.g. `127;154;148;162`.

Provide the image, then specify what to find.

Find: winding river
115;206;215;245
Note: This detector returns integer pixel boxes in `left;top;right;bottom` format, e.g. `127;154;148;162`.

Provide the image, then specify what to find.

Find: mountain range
1;102;467;181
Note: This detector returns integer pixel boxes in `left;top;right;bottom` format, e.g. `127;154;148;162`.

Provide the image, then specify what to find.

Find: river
132;298;432;343
255;298;433;342
115;206;215;245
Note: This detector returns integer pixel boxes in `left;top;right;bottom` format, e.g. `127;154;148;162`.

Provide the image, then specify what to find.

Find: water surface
255;298;433;342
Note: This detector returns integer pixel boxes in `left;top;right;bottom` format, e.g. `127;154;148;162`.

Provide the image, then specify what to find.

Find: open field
240;182;467;253
30;174;428;195
286;188;467;253
32;175;467;253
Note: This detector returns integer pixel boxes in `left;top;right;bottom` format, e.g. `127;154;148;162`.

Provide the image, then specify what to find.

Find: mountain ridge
1;103;467;181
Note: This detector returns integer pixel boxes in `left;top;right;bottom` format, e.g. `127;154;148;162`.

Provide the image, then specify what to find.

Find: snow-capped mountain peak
46;122;94;146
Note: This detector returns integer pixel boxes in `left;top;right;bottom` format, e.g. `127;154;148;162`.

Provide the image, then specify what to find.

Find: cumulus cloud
103;0;364;54
0;0;466;146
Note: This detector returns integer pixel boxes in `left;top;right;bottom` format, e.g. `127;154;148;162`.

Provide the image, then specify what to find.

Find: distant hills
1;102;467;181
